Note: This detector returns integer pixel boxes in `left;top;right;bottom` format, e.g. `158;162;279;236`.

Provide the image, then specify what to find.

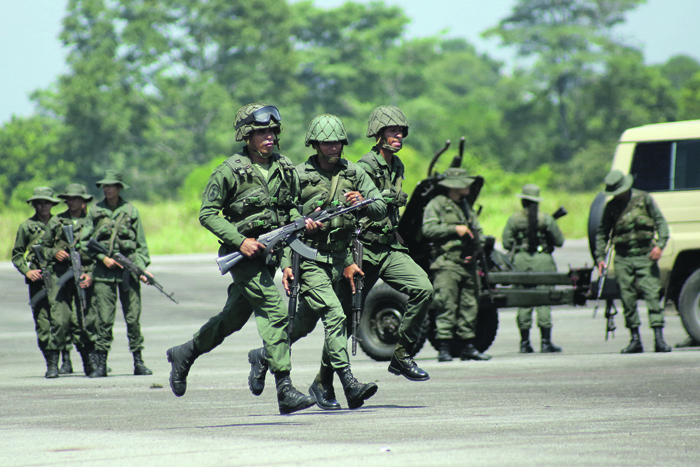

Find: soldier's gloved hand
282;267;294;295
56;250;70;261
240;238;265;258
26;269;43;282
343;264;364;294
649;246;662;261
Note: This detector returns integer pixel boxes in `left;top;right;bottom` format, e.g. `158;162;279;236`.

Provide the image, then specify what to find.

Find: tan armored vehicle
588;119;700;342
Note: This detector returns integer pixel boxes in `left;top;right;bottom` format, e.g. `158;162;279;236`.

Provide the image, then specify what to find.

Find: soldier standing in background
80;170;153;377
247;114;386;410
11;187;62;378
166;103;319;415
423;168;491;362
502;184;565;353
594;170;671;354
42;183;96;376
340;105;434;381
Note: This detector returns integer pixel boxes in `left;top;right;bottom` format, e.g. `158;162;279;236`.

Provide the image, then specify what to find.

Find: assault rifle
592;237;613;318
461;197;493;303
28;244;58;308
287;250;301;346
351;232;364;356
63;225;87;331
87;238;179;304
216;198;378;277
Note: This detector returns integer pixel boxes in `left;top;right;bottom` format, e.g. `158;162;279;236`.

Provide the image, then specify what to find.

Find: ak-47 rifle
87;238;179;304
351;231;364;356
603;300;617;341
216;198;378;277
287;250;301;346
63;225;87;331
461;197;493;303
28;244;58;308
592;237;613;318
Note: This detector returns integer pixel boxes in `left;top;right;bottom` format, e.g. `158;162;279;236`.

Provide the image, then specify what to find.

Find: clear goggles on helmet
235;105;282;130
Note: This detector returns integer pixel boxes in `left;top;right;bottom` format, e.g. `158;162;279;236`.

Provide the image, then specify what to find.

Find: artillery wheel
678;269;700;343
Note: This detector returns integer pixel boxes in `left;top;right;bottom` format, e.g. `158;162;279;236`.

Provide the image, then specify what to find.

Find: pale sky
1;0;699;124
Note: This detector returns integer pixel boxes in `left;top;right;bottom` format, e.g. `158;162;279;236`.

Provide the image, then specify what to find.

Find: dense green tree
658;55;700;90
678;72;700;121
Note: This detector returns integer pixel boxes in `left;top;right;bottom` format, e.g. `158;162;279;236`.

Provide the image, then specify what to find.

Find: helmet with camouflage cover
234;103;282;142
366;105;409;138
305;114;349;147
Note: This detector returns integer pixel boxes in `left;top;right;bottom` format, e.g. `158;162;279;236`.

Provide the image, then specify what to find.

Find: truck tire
358;283;427;361
427;303;499;356
678;269;700;342
588;192;606;261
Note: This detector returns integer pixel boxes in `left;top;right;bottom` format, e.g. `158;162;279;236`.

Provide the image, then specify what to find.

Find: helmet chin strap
378;136;401;154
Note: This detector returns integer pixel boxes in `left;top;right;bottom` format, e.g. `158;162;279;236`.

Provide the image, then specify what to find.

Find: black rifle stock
87;238;179;304
287;250;301;346
216;198;378;277
461;197;493;303
63;225;87;331
604;300;617;341
592;237;613;319
351;235;364;356
552;206;568;220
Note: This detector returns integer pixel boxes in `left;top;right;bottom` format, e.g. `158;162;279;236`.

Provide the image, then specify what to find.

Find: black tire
588;192;606;262
678;269;700;342
427;303;500;356
358;283;427;361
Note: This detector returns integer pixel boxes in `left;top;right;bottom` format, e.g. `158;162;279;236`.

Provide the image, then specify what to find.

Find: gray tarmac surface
1;239;698;467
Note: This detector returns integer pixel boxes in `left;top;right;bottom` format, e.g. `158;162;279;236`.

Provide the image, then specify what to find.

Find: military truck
587;119;700;344
356;139;593;361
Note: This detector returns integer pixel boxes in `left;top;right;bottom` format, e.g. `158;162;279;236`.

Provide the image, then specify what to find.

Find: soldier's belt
360;231;394;245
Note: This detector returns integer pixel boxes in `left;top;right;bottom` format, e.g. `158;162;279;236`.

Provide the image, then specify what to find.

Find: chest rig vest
358;151;408;245
298;159;359;252
612;191;655;257
25;219;48;267
431;196;477;262
93;203;137;257
511;209;553;254
50;212;91;270
221;153;297;239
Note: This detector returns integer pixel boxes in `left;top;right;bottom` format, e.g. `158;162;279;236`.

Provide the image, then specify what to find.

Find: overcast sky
1;0;699;123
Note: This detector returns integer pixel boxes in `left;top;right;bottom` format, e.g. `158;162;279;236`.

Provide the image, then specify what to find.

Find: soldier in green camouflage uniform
247;114;387;410
42;184;97;376
423;168;492;362
11;187;62;378
502;184;565;353
80;170;153;377
595;170;671;354
166;103;317;415
340;105;434;381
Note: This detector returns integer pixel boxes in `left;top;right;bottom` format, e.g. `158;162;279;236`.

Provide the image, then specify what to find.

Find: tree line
1;0;699;208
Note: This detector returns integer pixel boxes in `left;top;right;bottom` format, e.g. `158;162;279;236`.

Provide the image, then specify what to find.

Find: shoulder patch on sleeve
207;184;220;202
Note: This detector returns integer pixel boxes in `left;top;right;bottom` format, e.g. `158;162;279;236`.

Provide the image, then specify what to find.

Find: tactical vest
25;220;48;268
298;159;359;252
430;196;477;262
612;192;655;257
50;212;91;270
221;153;297;238
357;151;408;245
511;210;553;254
92;203;138;256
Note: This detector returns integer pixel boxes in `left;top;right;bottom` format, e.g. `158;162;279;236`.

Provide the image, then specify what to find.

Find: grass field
1;191;596;262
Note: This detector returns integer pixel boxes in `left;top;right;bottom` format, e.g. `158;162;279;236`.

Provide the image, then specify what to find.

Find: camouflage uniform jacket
42;209;94;277
12;214;51;277
423;194;483;269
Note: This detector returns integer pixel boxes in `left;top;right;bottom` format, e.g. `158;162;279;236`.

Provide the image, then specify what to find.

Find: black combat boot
540;327;562;353
675;336;700;348
388;343;430;381
133;350;153;375
519;329;534;354
460;340;492;361
78;347;96;376
437;340;453;362
247;347;269;396
620;327;644;354
275;372;316;415
166;340;200;396
89;351;108;378
337;366;378;409
308;365;340;410
59;350;73;374
43;350;60;379
653;327;672;353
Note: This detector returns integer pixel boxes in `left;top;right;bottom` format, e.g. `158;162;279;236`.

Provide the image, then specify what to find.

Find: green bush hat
58;183;94;201
96;170;130;189
438;168;475;189
26;186;61;204
604;170;634;196
517;184;543;203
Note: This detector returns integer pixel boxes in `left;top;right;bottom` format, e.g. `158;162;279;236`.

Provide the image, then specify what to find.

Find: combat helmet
305;114;349;147
234;103;282;142
366;105;409;138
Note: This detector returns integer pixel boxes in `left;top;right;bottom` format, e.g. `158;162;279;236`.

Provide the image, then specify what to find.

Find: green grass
1;191;597;262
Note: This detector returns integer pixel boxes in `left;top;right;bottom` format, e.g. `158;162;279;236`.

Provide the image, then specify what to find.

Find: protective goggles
235;105;282;129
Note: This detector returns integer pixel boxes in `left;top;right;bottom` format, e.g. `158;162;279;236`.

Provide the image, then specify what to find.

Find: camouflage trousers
431;262;479;341
614;255;664;329
193;261;292;373
92;280;144;353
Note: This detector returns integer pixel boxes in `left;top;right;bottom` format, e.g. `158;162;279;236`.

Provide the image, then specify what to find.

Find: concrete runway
1;240;698;466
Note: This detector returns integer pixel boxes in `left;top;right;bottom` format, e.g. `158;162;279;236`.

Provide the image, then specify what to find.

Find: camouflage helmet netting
234;102;281;142
305;114;349;147
366;105;409;138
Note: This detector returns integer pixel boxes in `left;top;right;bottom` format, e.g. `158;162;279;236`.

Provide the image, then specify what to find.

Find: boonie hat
59;183;94;201
438;168;475;189
517;184;543;203
26;186;61;204
96;170;130;189
604;170;634;196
